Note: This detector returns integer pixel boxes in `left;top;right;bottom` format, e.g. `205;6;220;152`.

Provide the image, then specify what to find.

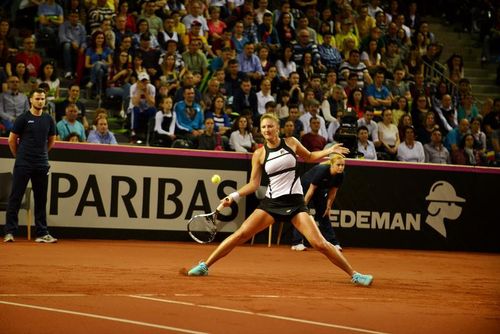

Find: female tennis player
187;113;373;286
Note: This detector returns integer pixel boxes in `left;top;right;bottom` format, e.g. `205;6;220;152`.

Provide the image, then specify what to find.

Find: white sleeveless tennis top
263;139;303;198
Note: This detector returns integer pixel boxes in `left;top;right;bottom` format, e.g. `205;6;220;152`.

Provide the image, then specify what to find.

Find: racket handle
216;198;229;212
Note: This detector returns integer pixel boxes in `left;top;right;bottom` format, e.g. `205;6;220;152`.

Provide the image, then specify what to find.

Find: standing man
4;89;57;243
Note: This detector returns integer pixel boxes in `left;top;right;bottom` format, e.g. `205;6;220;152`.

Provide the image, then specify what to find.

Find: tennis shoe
188;261;209;276
291;244;307;251
35;234;58;243
4;234;14;242
351;272;373;286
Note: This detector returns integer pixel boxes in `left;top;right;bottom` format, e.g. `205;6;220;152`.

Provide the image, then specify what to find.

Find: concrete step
472;84;500;95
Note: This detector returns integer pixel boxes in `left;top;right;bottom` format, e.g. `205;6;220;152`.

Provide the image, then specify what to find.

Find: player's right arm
8;132;19;157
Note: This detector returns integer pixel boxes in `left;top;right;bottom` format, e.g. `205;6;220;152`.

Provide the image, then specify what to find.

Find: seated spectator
445;118;470;153
457;93;479;123
256;78;275;116
357;108;380;147
157;15;180;50
37;60;60;112
378;109;400;160
174;71;202;103
15;36;42;77
424;129;451;164
174;85;204;147
257;13;280;54
301;116;327;152
276;90;290;120
201;78;221;111
204;94;231;137
318;30;343;72
153;96;176;147
280;104;304;139
237;42;264;83
357;125;377;160
381;39;403;79
276;44;297;83
129;72;157;142
452;133;484;166
66;132;81;142
56;84;88;130
361;39;383;76
232;77;258;121
58;9;87;79
182;38;209;77
387;68;412;106
325;85;346;122
229;115;256;152
416;111;440;145
0;76;30;132
434;94;457;135
207;6;227;44
299;99;328;141
366;70;393;109
106;51;132;110
338;49;372;89
397;113;413;143
347;87;366;119
135;32;162;83
85;30;113;98
397;125;425;162
11;63;33;96
87;115;117;144
471;117;487;152
411;94;433;131
198;117;224;150
134;19;160;49
223;59;246;98
36;0;64;44
392;96;409;127
56;103;86;141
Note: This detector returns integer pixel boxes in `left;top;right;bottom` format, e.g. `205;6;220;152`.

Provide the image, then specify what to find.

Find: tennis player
187;113;373;286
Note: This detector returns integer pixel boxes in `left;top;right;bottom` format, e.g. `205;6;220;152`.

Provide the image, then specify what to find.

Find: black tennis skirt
257;194;308;223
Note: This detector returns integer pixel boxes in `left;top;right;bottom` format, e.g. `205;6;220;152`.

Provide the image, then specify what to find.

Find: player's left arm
47;135;56;151
8;132;19;157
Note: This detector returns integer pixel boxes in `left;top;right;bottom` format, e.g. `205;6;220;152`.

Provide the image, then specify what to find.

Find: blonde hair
260;112;280;125
330;153;345;165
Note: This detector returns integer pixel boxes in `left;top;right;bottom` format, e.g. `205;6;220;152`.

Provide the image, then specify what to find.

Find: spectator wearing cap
299;99;328;141
58;9;87;79
136;32;162;82
158;15;180;50
182;0;208;38
128;72;157;141
138;0;163;37
335;18;360;52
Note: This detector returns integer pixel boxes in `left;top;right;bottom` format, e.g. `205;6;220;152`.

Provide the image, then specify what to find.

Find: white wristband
229;191;240;202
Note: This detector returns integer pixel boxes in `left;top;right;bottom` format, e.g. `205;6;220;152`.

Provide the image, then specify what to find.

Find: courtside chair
0;172;32;240
250;186;284;247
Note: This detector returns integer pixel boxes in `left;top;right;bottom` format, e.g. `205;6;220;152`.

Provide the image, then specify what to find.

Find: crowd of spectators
0;0;499;167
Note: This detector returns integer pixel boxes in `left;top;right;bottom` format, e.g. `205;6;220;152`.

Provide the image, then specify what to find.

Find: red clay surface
1;240;499;334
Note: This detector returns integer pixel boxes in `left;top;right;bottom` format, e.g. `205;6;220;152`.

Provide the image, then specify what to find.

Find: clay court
1;240;499;333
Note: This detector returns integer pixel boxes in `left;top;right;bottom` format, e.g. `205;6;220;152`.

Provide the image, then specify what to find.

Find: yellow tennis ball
211;174;221;184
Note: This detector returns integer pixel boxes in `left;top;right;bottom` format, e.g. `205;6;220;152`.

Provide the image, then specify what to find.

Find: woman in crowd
378;109;400;160
346;87;366;119
205;94;231;137
275;44;296;83
106;50;132;110
85;30;113;98
397;125;425;162
229;115;256;152
452;133;484;166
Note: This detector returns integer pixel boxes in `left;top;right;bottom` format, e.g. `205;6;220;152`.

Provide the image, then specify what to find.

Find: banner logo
425;181;465;237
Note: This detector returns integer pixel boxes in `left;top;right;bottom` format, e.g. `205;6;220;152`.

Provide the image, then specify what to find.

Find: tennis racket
187;201;226;243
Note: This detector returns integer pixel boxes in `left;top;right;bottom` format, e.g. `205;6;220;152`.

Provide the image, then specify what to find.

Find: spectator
113;15;132;49
299;98;328;141
231;21;248;54
58;9;87;79
158;15;180;50
232;77;258;121
339;49;372;88
357;108;380;147
366;70;393;109
152;95;176;147
205;94;231;137
201;78;221;111
471;117;487;151
405;45;424;80
280;104;304;139
301;116;327;151
457;93;479;123
411;94;433;132
275;12;296;46
445;118;470;153
36;61;60;109
424;129;451;164
129;72;157;142
87;0;115;33
87;115;117;144
381;39;404;79
106;51;132;111
257;44;271;73
397;125;425;162
254;0;272;25
237;42;264;83
117;1;136;33
174;85;204;147
378;109;400;160
346;87;366;119
56;103;86;141
134;19;160;49
256;78;274;116
318;31;343;72
0;76;30;132
56;84;88;130
397;113;413;143
293;29;325;70
229;115;255;152
182;38;209;77
182;0;209;38
357;125;377;160
135;32;162;82
85;30;113;98
257;12;280;54
223;59;246;98
275;44;296;82
14;37;41;78
361;39;383;76
434;93;458;136
198;117;224;150
387;68;412;105
10;63;32;96
356;4;376;40
416;111;440;145
325;85;346;122
36;0;64;43
452;133;484;166
336;18;359;53
138;0;163;37
392;96;410;127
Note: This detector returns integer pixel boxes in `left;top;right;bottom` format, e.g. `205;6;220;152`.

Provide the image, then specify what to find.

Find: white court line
129;295;390;334
0;300;207;334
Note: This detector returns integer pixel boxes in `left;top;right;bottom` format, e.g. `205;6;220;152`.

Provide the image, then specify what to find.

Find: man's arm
8;132;19;157
47;135;56;151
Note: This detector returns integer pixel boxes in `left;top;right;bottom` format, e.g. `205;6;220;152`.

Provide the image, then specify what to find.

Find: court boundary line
0;300;207;334
129;295;390;334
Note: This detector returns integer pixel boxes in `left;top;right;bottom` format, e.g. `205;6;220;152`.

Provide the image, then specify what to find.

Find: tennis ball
211;174;221;184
